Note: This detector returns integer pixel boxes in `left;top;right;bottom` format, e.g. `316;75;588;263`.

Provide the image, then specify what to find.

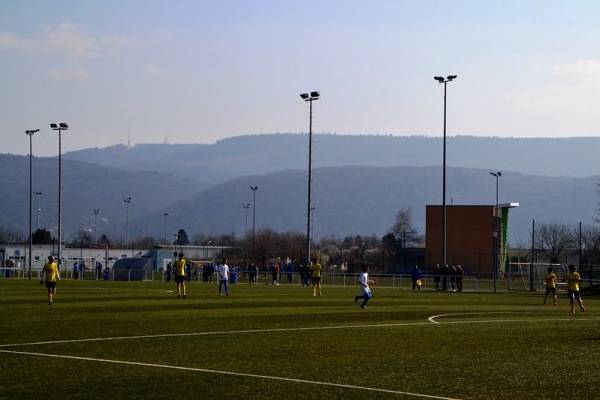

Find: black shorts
45;281;56;290
311;276;321;283
545;287;556;295
568;289;581;300
175;275;185;284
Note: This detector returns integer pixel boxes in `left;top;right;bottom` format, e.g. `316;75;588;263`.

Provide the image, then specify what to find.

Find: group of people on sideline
431;264;465;292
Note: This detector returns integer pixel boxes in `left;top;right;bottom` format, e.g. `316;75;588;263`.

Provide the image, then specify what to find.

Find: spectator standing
411;265;422;290
73;262;79;280
166;262;172;282
442;264;450;291
449;265;457;291
456;265;465;292
272;262;280;286
96;261;102;280
174;253;187;298
79;261;85;280
218;258;230;296
186;261;191;282
299;264;309;286
286;261;294;283
433;264;441;291
248;262;257;285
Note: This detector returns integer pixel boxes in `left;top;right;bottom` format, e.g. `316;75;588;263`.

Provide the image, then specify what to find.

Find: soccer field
0;279;598;400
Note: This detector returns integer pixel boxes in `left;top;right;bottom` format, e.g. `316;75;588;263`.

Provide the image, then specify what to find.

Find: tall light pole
433;76;456;267
163;212;170;243
490;171;502;294
300;91;320;268
26;129;40;278
243;203;250;237
250;186;258;263
93;209;100;245
123;197;132;251
51;123;68;270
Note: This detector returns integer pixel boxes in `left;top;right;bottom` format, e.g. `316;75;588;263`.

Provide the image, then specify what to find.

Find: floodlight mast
26;129;40;279
433;75;457;268
51;122;69;271
490;171;502;294
300;91;320;269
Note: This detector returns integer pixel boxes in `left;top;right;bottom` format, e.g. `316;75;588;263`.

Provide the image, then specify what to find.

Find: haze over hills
63;134;600;183
3;134;600;245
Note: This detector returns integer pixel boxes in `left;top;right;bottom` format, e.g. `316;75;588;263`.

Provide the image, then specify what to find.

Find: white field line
0;348;462;400
1;315;597;399
1;314;598;348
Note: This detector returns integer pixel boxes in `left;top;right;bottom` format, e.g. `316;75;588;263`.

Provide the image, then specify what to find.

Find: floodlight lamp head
50;123;58;129
26;129;40;135
59;122;69;129
434;76;443;82
447;75;457;80
310;91;320;98
300;93;309;100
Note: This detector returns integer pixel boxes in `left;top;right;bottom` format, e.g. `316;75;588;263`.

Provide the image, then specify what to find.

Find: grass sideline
0;279;598;400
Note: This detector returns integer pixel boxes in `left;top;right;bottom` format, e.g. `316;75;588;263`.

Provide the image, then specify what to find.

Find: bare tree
534;221;575;263
594;182;600;224
0;226;25;243
578;224;600;265
391;207;419;247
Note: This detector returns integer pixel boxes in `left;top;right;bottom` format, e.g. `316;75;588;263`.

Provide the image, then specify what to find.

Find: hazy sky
2;1;600;156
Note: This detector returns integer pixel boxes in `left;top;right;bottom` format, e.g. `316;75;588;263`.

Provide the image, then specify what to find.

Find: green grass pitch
1;278;598;399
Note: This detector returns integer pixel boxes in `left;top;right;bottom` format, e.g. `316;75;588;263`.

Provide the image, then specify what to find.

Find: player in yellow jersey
543;267;558;306
173;253;187;298
311;257;323;296
41;255;59;305
564;264;584;313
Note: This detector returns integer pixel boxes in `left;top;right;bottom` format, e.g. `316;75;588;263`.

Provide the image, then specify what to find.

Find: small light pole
250;186;258;263
33;191;43;232
490;171;502;294
173;233;180;255
51;123;68;270
163;212;170;243
243;203;250;237
123;197;132;251
300;91;320;268
26;129;40;278
93;209;100;245
205;240;212;259
433;76;457;267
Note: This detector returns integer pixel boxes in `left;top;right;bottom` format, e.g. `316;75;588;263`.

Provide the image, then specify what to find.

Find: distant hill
63;134;600;183
3;134;600;245
135;165;599;246
0;154;208;240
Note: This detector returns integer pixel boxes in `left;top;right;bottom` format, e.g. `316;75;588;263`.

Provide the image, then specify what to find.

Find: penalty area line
428;312;600;324
0;349;461;400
